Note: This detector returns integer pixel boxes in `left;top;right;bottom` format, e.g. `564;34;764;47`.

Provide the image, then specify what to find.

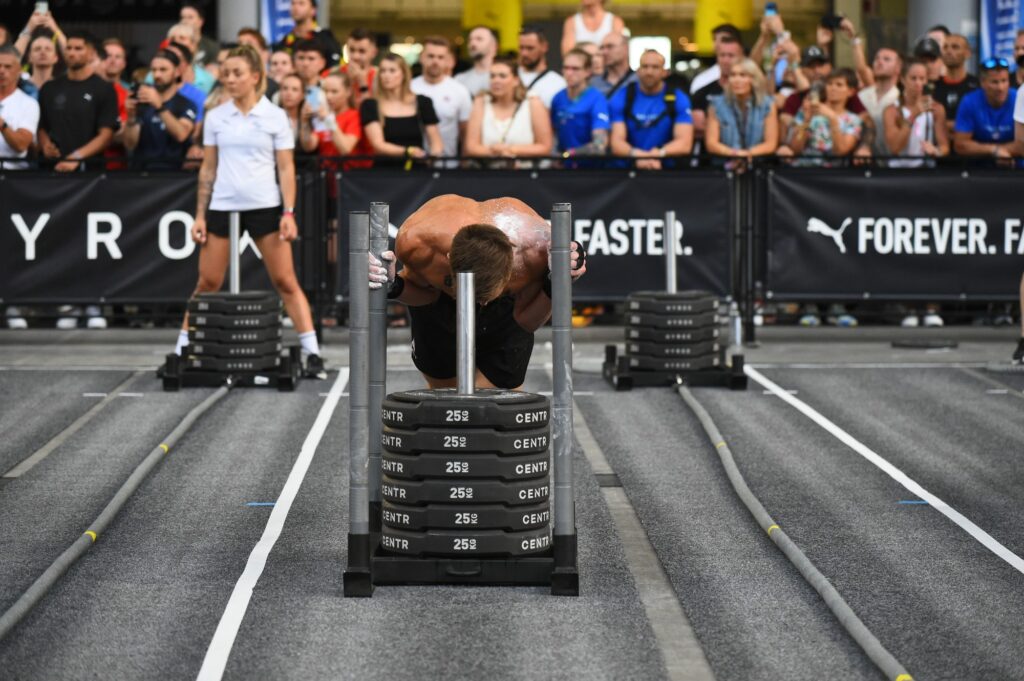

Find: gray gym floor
0;326;1021;680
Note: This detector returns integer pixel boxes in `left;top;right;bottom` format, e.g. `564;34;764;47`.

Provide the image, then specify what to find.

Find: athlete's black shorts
207;207;280;238
409;294;534;389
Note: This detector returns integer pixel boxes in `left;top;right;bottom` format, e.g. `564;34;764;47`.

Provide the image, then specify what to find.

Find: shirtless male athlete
369;195;587;389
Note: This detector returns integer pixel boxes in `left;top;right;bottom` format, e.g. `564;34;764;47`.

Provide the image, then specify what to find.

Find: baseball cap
913;37;941;60
801;45;829;66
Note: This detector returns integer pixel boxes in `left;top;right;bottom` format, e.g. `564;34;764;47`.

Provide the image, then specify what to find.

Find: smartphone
821;13;845;30
923;82;935;97
305;86;320;111
35;2;48;14
808;82;824;104
765;2;778;17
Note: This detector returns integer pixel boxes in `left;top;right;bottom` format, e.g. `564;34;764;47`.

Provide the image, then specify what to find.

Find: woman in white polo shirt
178;44;325;377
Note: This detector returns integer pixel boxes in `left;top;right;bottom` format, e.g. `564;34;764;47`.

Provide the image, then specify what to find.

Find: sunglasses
981;57;1010;70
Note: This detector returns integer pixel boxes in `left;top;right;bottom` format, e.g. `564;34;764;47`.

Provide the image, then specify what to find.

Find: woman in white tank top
562;0;626;55
465;57;553;167
882;59;949;167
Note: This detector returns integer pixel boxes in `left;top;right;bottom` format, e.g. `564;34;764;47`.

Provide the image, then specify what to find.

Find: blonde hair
226;44;268;98
167;22;199;47
724;58;768;107
372;53;415;125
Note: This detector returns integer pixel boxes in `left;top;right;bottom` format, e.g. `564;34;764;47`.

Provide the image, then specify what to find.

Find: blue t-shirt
551;87;610;154
609;83;693;150
954;87;1017;142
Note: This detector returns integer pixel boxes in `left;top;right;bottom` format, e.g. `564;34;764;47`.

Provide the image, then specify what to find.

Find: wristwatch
0;121;8;132
282;206;296;216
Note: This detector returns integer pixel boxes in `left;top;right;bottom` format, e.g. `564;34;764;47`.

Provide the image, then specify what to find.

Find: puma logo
806;217;851;254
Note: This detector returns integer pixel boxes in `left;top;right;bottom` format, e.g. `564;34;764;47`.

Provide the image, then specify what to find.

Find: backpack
624;81;676;129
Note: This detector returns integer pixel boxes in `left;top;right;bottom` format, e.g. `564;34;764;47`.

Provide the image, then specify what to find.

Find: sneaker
799;314;821;327
834;314;859;327
1013;338;1024;365
56;305;80;329
922;313;944;328
5;306;27;329
901;315;919;327
992;314;1014;327
304;353;328;379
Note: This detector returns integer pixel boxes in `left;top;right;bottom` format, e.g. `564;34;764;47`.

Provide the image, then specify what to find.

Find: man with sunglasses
953;57;1017;158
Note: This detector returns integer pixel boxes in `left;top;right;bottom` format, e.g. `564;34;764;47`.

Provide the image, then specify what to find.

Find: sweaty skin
394;194;555;332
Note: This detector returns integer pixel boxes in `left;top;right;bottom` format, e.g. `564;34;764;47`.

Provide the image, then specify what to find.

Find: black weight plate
381;474;550;506
189;340;283;358
381;450;550;481
380;526;551;557
189;326;283;344
190;311;281;330
382;425;549;455
189;292;281;315
382;391;548;430
184;355;282;372
626;354;720;372
627;340;720;358
625;326;719;344
382;500;550;531
626;292;718;315
626;312;719;330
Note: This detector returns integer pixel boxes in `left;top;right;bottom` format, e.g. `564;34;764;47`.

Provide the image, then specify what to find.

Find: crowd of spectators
1;1;1023;335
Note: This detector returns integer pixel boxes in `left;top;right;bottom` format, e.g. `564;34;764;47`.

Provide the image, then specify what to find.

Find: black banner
336;170;733;300
0;173;316;303
767;170;1024;300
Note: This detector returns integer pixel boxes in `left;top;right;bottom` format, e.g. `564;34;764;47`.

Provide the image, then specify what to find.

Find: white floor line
745;365;1024;576
749;362;989;370
195;368;349;681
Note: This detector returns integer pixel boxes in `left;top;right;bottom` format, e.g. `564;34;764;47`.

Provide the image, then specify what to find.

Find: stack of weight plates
379;388;552;558
624;290;722;372
185;291;284;373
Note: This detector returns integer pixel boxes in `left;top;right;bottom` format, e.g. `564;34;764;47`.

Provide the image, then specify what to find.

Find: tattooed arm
191;146;218;244
566;129;609;157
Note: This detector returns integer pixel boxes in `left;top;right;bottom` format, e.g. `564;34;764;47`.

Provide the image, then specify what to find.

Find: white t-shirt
411;75;473;162
690;64;720;94
1014;83;1024;124
203;97;294;212
455;68;491;98
0;88;40;170
857;84;900;156
519;68;567;109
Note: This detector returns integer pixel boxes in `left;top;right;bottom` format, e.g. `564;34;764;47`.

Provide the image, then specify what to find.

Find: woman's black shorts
408;294;534;389
207;207;280;238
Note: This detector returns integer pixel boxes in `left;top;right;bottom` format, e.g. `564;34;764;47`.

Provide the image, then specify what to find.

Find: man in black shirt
123;50;197;170
932;34;978;137
38;30;118;171
690;35;744;138
274;0;341;68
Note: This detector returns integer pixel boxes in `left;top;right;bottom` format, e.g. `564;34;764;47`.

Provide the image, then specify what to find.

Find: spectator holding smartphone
300;71;370;170
13;6;66;61
883;58;948;162
123;50;198;170
788;68;862;160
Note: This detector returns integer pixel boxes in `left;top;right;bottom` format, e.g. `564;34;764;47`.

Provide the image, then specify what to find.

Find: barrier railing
2;161;1021;334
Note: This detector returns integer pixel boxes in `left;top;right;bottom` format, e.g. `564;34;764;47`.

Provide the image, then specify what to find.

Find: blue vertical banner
260;0;294;47
980;0;1023;62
